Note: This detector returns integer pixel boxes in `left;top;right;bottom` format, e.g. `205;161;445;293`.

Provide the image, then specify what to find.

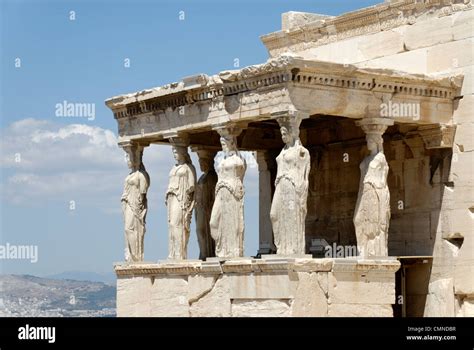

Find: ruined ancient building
106;0;473;317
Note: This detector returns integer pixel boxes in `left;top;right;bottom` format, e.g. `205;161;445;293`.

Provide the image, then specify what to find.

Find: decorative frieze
106;57;461;121
115;261;202;276
114;258;399;277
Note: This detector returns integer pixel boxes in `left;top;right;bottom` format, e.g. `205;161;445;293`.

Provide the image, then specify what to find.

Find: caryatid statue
353;118;393;258
194;148;218;260
166;141;196;260
270;116;310;255
121;143;150;262
210;127;246;258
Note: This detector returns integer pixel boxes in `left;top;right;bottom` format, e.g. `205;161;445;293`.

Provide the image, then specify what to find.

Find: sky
0;0;381;276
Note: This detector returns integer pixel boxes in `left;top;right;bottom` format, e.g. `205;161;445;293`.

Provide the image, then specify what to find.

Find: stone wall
115;258;400;317
277;2;473;316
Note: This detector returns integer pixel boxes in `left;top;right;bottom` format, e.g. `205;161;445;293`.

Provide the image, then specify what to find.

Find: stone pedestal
115;257;400;317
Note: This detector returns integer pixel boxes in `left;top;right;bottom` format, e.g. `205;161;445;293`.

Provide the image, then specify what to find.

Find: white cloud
0;119;168;211
0;118;259;212
1;119;125;171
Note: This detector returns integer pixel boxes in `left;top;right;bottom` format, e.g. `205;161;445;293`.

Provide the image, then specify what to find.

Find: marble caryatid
270;116;310;255
353;120;392;258
121;143;150;262
210;128;246;258
195;149;218;260
166;145;196;260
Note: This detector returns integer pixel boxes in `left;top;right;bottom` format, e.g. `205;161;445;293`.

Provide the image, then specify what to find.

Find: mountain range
45;270;116;285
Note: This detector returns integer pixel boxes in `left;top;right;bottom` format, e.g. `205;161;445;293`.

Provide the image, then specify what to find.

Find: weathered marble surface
121;144;150;262
210;130;246;258
115;258;400;317
354;130;391;258
271;116;310;255
166;146;196;260
108;0;472;318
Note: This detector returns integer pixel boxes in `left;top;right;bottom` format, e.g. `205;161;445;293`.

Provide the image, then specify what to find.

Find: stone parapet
115;257;400;317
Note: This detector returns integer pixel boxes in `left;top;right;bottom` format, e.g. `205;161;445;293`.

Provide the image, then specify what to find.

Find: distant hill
0;274;115;317
45;271;116;285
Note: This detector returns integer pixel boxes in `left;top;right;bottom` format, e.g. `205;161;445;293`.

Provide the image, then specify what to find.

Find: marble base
206;257;250;263
260;254;313;260
115;257;400;317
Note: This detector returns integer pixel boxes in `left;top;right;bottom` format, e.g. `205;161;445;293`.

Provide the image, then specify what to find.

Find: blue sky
0;0;381;276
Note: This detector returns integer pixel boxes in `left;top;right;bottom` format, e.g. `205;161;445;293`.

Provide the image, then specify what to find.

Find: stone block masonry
115;258;400;317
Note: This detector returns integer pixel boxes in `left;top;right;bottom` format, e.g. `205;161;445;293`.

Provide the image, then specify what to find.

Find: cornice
105;56;462;120
260;0;472;55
